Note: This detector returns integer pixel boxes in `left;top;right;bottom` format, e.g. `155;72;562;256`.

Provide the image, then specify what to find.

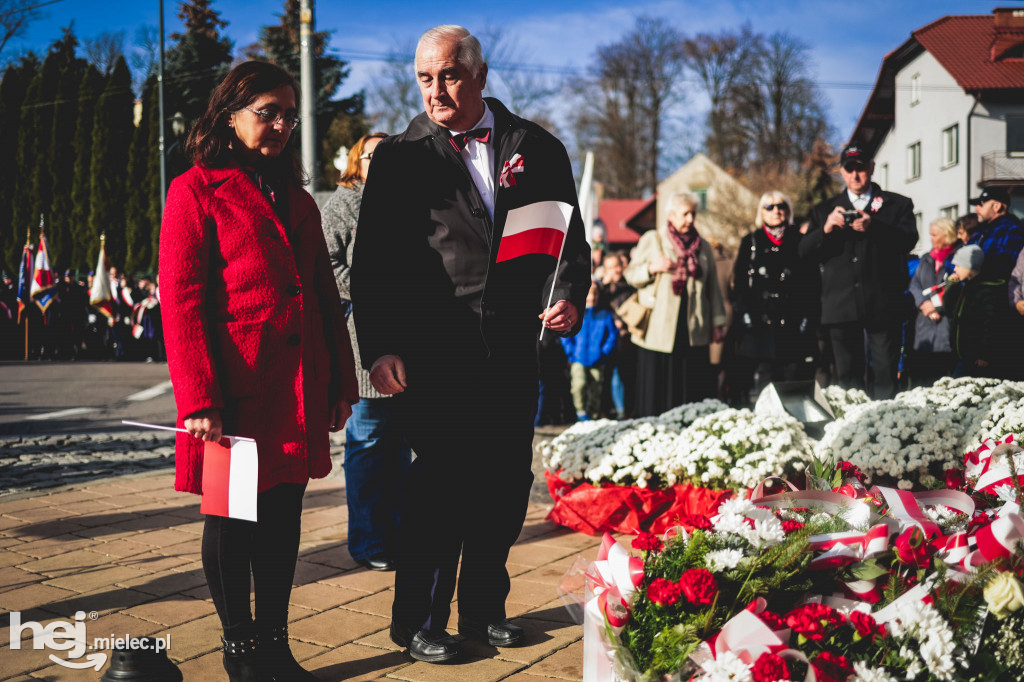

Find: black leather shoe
458;618;524;647
390;624;461;663
259;625;318;681
356;553;395;571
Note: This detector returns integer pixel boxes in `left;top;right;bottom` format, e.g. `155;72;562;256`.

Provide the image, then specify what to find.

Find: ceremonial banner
89;239;115;322
495;200;572;263
30;231;57;315
16;241;32;324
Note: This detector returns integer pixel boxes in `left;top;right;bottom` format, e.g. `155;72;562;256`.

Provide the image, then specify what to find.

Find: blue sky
8;0;1002;140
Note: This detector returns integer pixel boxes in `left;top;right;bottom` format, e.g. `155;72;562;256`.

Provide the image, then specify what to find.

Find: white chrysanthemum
891;600;958;681
851;661;898;682
705;548;744;572
718;497;755;516
712;513;748;536
699;650;753;681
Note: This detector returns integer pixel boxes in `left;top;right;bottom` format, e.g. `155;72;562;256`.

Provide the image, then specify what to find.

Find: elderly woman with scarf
624;192;727;416
908;217;958;385
730;190;818;401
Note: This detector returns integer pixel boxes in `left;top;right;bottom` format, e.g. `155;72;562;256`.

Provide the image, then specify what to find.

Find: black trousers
202;481;306;639
828;322;900;399
391;352;538;632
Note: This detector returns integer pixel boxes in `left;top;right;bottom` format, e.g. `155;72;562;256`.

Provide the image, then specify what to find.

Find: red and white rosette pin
499;153;525;188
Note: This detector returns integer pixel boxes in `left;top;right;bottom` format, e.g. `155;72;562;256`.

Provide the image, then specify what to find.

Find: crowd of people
538;145;1024;425
0;268;164;362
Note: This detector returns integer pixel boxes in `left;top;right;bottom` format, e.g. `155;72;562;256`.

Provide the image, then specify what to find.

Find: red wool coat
159;165;358;495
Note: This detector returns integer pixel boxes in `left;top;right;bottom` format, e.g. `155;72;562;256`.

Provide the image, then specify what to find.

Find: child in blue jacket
561;284;619;420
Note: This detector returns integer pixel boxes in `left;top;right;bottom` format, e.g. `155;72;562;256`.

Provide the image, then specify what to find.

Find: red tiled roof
914;15;1024;91
598;199;646;244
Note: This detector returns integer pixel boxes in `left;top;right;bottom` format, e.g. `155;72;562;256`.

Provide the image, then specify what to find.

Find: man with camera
799;143;917;398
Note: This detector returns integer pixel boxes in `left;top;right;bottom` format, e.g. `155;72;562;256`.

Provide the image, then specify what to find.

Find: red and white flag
89;239;115;322
31;230;57;315
200;437;259;522
495;200;572;263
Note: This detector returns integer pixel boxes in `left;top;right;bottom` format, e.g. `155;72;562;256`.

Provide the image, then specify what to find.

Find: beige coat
623;229;728;353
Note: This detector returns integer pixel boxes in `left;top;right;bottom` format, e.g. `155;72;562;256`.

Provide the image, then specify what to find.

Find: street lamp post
299;0;316;188
157;0;167;218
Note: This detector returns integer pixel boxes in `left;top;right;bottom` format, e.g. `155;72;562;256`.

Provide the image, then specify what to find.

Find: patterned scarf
666;225;702;295
763;224;786;244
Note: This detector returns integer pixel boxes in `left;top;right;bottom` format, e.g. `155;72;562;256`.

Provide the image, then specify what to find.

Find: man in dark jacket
799;143;918;398
967;186;1024;282
351;24;590;664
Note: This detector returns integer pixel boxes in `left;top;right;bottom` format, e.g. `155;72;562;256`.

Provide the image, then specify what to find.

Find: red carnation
781;519;805;533
943;468;966;490
632;531;663;553
894;526;934;567
849;610;887;642
785;603;845;642
838;461;866;483
647;578;681;606
811;652;853;682
680;514;713;530
751;652;791;682
758;610;786;631
678;568;718;606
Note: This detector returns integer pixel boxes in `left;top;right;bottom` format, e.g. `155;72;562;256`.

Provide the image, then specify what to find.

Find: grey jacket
321;182;386;399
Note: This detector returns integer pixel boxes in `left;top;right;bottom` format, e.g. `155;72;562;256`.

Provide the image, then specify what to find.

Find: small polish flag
200;436;259;522
495;200;572;263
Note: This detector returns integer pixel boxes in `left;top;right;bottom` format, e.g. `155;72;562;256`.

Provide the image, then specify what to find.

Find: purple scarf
666;225;703;295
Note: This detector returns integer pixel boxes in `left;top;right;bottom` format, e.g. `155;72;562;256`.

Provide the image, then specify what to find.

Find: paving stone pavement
0;433;600;681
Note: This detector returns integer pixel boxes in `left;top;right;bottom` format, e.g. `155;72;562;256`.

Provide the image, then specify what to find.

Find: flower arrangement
577;445;1024;682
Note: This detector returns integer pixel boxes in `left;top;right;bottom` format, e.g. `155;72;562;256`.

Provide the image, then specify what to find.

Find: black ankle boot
222;636;266;682
259;626;318;681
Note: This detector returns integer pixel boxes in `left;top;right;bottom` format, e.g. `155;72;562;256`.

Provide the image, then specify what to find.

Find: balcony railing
981;151;1024;182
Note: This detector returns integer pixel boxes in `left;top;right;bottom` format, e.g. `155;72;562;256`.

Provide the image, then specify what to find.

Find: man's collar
449;102;493;136
847;186;873;202
404;97;516;142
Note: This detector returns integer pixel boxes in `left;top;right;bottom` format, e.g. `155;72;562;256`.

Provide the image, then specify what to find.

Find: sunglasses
762;203;788;212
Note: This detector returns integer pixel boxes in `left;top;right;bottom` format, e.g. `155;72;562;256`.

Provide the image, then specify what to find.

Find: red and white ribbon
582;534;644;682
499;153;525;188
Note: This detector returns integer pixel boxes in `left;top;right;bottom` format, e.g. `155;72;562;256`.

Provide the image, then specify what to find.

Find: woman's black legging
201;482;306;640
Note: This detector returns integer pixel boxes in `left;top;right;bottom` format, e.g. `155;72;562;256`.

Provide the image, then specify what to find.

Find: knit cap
952;244;984;271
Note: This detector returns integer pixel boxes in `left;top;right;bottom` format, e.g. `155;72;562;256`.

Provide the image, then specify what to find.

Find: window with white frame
942;125;959;168
940;204;959;220
907;142;922;180
1008;116;1024;156
693;188;708;212
911;73;921;106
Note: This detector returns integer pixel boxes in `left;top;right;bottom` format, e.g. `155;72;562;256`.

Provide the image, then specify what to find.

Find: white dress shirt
847;187;873;212
450;104;496;219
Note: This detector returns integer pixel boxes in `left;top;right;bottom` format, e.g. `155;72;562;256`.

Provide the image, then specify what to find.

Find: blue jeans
609;365;625;416
344;397;412;562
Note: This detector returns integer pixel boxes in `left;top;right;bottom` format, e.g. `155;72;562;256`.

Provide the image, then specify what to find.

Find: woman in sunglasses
730;190;818;401
160;60;358;681
320;132;412;575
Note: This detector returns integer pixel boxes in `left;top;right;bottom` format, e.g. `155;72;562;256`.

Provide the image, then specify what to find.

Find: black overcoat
351;98;591;375
799;183;918;326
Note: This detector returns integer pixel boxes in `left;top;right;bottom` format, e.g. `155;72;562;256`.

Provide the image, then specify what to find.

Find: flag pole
23;225;30;361
538;224;571;342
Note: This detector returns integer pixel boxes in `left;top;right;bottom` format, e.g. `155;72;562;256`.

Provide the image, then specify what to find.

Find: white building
850;7;1024;251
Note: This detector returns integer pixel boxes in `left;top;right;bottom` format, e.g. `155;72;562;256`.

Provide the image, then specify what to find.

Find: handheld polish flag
199;436;259;522
122;421;259;521
16;234;33;324
30;217;57;316
495;200;573;263
89;234;115;323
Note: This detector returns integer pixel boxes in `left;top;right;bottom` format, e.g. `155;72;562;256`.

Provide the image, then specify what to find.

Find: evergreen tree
47;37;88;270
87;56;133;270
0;64;30;272
12;33;75;252
164;0;232;185
69;65;103;270
125;76;157;274
250;0;364;189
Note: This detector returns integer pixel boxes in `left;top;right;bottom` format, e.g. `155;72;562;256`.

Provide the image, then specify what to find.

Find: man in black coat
799;143;918;398
351;25;590;663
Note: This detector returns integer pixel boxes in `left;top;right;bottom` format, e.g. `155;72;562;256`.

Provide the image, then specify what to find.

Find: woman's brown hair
338;132;387;188
185;60;306;185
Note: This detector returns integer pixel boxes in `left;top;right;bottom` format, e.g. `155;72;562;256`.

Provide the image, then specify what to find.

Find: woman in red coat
159;61;357;682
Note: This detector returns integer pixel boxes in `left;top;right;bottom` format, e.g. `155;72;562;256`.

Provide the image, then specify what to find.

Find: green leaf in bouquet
845;558;891;582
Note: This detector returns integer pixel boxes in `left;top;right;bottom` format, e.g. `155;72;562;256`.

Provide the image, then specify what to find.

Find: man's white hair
416;25;485;77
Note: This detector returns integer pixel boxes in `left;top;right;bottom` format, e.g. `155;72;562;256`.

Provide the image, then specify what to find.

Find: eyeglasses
241;107;301;130
359;151;373;160
763;203;788;212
